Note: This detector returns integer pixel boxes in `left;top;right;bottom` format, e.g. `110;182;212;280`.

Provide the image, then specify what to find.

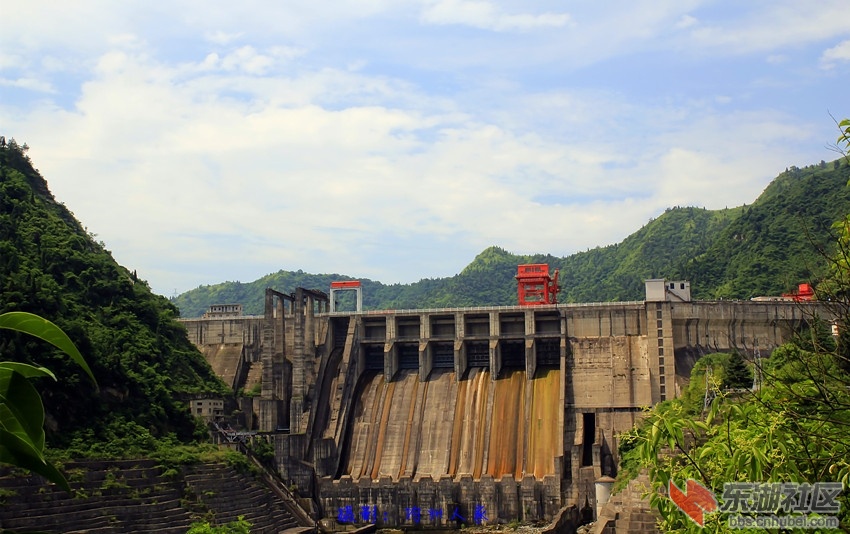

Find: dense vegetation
174;160;850;316
680;162;850;299
0;138;229;450
619;322;850;531
617;121;850;531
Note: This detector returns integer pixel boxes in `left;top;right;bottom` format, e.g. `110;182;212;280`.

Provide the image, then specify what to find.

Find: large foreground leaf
0;312;95;491
0;426;69;491
0;312;96;385
0;367;48;451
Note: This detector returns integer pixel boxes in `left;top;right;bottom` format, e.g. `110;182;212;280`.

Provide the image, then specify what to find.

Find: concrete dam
180;282;822;527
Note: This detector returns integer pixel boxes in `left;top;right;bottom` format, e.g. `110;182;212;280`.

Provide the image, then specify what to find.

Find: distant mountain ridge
173;159;850;317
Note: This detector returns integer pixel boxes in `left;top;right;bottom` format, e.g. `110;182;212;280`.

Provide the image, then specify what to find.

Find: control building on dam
179;279;823;527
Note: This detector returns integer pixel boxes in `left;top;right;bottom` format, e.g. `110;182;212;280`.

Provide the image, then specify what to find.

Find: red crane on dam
782;283;815;301
516;264;560;305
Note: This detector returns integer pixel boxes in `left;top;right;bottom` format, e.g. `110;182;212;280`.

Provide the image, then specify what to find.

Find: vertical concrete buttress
525;309;536;378
385;317;398;381
258;289;285;432
454;312;465;381
489;312;499;379
420;314;431;381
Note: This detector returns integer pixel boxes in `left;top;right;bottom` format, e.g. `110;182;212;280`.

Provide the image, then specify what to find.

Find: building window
659;357;665;366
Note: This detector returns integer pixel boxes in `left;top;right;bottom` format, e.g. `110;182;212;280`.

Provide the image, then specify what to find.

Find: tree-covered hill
174;159;850;316
0;139;229;448
679;161;850;299
554;205;743;302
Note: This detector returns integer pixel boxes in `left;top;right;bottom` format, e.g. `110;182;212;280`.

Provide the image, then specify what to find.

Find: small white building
191;398;224;420
202;304;243;318
645;279;691;302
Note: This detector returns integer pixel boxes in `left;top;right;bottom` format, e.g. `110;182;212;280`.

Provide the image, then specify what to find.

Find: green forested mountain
679;162;850;298
175;159;850;316
0;139;228;448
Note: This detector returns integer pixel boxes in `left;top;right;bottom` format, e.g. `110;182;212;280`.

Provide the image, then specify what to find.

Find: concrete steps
0;459;307;534
0;460;193;534
184;462;301;533
593;473;659;533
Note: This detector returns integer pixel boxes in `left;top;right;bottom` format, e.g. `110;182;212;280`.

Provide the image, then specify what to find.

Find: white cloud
205;45;303;75
1;1;847;295
675;14;697;30
820;39;850;69
688;1;850;54
205;30;244;45
107;33;146;48
0;77;55;93
219;46;276;75
420;0;571;31
0;52;26;71
15;43;826;288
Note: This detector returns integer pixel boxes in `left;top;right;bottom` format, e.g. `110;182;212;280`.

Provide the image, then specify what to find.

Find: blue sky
2;1;849;297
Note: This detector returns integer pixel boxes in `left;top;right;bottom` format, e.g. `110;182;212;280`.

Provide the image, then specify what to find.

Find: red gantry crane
516;264;560;305
781;283;815;302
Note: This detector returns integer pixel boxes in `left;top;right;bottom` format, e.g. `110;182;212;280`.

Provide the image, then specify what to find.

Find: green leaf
0;362;56;381
0;367;47;451
0;427;69;491
0;312;96;386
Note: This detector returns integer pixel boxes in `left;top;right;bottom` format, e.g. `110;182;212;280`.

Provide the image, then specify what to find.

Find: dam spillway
339;366;560;483
527;367;560;480
179;289;824;527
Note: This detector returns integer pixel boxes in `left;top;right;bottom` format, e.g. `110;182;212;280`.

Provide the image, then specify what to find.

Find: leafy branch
0;311;97;491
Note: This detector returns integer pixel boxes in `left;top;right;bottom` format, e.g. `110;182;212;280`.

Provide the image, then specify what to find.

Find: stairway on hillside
0;459;310;534
0;459;193;534
184;463;303;533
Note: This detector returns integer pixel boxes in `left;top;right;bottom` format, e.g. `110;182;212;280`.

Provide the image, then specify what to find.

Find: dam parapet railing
322;301;646;317
179;298;816;321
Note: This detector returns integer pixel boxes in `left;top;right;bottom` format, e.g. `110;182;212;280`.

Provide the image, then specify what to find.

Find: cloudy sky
2;1;849;297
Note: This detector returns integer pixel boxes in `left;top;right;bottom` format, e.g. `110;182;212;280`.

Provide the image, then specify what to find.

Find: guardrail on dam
180;291;820;527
